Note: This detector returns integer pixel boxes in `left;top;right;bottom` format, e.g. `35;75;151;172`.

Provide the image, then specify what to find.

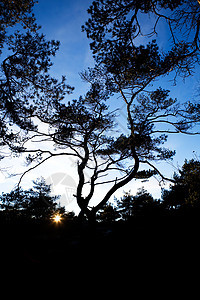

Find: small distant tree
97;203;120;223
26;177;61;221
116;191;135;221
132;187;157;217
162;159;200;211
117;188;159;220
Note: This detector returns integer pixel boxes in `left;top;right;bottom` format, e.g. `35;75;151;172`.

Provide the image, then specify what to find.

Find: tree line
97;158;200;222
1;158;199;224
0;177;75;224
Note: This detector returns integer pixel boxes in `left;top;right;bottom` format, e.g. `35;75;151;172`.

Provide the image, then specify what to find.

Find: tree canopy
0;0;37;33
83;0;200;78
0;0;71;158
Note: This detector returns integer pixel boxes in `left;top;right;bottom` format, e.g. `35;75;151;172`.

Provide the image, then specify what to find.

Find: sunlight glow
53;214;62;223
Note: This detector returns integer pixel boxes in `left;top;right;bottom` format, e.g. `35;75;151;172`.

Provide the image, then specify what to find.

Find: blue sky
0;0;200;213
34;0;94;98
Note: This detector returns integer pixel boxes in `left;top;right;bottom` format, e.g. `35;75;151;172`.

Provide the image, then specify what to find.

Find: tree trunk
93;154;139;214
87;209;96;228
78;207;96;227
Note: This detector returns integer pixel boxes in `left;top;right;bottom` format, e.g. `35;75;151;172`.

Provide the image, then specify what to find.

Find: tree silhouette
83;0;200;79
15;86;118;223
97;203;120;223
162;159;200;212
26;177;61;221
0;177;63;222
0;0;37;33
0;0;71;160
116;191;135;221
79;0;200;219
116;188;160;220
6;1;200;224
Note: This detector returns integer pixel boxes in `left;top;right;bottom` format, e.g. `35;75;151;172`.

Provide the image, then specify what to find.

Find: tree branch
93;152;139;213
17;155;52;188
142;160;176;184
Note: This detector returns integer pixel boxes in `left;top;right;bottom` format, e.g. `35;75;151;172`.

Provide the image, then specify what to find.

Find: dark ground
0;216;199;293
1;215;199;266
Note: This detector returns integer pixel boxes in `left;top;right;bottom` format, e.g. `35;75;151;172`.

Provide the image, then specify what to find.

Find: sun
53;213;62;223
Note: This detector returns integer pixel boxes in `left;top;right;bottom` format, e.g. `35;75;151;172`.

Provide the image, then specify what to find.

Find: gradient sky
1;0;200;213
